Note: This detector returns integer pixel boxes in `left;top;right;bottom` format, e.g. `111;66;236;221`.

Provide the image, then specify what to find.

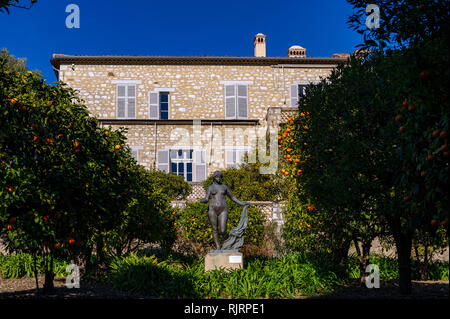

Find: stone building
50;34;347;185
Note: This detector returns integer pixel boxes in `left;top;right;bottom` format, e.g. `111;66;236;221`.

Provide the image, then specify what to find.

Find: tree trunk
43;254;54;292
32;253;39;292
394;230;413;295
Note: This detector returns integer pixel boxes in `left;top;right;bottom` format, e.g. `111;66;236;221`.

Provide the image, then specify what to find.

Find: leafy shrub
203;161;288;202
347;253;449;281
147;169;191;200
0;253;70;279
107;252;343;298
174;201;266;255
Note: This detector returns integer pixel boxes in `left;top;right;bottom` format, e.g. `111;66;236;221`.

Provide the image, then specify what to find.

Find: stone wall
59;64;333;121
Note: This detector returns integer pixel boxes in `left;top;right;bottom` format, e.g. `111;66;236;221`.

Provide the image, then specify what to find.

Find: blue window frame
160;92;169;120
170;149;193;182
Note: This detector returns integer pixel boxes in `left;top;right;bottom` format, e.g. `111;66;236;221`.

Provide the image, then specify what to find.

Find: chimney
254;33;266;57
288;45;306;58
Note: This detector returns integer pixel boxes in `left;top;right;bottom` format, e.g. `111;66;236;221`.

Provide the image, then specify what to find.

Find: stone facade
51;54;346;183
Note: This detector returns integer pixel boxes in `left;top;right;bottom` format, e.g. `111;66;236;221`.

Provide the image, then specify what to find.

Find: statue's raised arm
226;186;249;207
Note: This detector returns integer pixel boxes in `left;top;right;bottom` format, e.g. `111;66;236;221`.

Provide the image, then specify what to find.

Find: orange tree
346;0;449;294
282;0;448;294
0;60;175;290
280;107;388;281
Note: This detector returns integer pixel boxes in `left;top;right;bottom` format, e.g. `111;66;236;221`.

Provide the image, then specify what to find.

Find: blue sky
1;0;362;83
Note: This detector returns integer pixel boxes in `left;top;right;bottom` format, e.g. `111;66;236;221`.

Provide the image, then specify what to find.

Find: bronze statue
200;171;250;251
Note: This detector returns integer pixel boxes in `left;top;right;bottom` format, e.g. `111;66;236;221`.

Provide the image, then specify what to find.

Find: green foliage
347;0;449;49
147;169;191;200
0;253;69;279
0;58;173;287
107;252;344;298
0;48;41;75
203;158;288;202
347;253;449;281
174;201;266;254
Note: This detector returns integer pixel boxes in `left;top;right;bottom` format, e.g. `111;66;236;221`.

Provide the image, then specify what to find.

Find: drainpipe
209;122;213;166
154;122;157;168
282;65;286;106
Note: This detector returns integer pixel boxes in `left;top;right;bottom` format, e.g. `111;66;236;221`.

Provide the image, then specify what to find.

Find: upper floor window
290;84;307;108
224;83;248;119
149;91;170;120
116;84;136;119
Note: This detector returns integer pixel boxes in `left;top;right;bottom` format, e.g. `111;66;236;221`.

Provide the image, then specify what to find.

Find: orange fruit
419;71;429;79
104;131;109;137
430;219;439;228
73;141;79;148
432;130;440;138
427;155;434;161
440;131;448;139
7;187;13;193
408;105;416;112
441;144;448;152
7;225;13;231
399;126;406;133
9;217;16;224
420;171;427;177
68;238;75;244
395;115;404;122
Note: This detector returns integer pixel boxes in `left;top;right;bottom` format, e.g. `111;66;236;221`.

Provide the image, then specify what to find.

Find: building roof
50;54;347;67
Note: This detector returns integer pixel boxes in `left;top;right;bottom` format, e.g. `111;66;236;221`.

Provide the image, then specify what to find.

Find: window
157;149;206;182
170;149;193;182
225;148;247;168
224;83;248;119
149;91;170;119
159;92;169;120
130;146;143;162
290;83;307;108
117;84;136;119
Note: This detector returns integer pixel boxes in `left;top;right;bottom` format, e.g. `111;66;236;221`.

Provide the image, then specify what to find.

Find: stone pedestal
204;251;243;272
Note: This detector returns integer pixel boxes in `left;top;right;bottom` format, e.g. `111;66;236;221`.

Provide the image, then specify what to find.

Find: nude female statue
200;171;250;250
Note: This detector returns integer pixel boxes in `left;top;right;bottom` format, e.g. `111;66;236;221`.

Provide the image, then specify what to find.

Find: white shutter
195;150;207;182
225;84;236;119
290;84;298;108
131;149;138;161
128;98;136;118
236;150;246;166
127;85;136;118
117;98;126;118
157;150;169;173
117;85;126;118
237;84;248;119
225;149;235;168
149;92;159;119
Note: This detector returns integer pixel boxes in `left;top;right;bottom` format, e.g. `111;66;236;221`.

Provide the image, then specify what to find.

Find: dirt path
0;275;153;299
1;276;448;299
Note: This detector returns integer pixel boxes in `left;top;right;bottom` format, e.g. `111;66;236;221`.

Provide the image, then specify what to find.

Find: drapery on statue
200;171;250;251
